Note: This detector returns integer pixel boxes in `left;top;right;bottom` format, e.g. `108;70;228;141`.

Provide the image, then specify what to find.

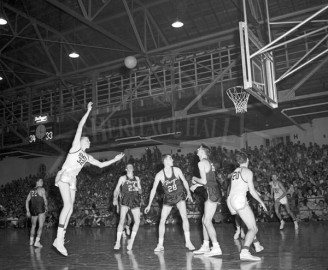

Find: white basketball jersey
61;148;89;178
270;181;284;199
229;167;249;197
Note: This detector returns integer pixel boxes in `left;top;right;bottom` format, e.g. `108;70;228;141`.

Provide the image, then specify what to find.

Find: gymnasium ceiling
0;0;328;158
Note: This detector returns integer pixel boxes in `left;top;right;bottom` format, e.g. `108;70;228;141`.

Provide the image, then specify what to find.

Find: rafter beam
33;24;59;74
46;0;139;52
0;54;55;76
0;99;28;134
181;59;238;114
0;59;26;85
0;22;31;54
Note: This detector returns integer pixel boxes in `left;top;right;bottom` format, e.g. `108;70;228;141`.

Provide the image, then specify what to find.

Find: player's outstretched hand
26;211;31;218
144;205;150;214
87;102;93;111
190;183;202;192
115;152;125;161
191;176;199;185
186;193;193;203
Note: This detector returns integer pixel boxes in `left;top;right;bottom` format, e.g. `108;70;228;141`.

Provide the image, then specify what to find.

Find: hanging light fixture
0;76;3;80
69;51;79;58
68;19;79;58
0;0;7;25
172;20;183;28
171;0;183;28
0;16;7;25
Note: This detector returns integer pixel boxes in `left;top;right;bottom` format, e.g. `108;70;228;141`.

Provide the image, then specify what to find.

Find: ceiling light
0;16;7;25
172;20;183;28
0;76;3;80
69;51;79;58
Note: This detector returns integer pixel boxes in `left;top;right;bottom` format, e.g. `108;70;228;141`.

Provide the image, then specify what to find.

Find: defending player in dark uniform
26;178;48;248
190;144;222;257
113;164;142;251
144;154;195;252
53;102;124;256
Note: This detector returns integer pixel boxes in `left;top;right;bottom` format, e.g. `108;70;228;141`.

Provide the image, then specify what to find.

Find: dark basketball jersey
30;187;45;216
204;159;221;203
162;167;186;206
121;176;140;209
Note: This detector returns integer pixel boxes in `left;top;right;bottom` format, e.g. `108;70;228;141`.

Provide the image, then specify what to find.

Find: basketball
124;56;137;69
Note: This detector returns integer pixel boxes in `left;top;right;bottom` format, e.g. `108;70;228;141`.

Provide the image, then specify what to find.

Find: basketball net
226;86;250;113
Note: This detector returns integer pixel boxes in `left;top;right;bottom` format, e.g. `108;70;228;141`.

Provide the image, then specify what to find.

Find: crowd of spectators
1;141;328;229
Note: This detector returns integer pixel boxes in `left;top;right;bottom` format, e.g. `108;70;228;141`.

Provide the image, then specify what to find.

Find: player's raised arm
144;172;161;214
88;153;125;168
71;102;93;151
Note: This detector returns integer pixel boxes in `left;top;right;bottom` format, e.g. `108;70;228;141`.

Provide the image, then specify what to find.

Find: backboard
239;21;278;109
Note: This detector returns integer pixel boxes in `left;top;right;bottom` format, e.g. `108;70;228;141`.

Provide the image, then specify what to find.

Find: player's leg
155;205;172;252
63;188;76;242
34;213;45;247
176;200;195;250
274;200;285;229
127;207;141;250
114;205;129;250
202;200;222;257
194;200;214;255
237;206;261;261
283;202;298;229
30;216;38;245
53;181;72;256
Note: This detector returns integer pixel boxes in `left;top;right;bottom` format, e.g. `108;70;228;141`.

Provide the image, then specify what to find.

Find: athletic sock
116;231;123;243
130;231;137;241
158;238;164;246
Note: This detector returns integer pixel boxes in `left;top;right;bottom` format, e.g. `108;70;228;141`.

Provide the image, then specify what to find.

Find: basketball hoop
226;86;250;113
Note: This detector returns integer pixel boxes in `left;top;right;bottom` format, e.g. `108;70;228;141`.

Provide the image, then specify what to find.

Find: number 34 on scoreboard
29;123;54;143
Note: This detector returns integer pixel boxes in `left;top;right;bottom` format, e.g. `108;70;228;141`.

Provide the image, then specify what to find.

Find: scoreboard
29;114;54;143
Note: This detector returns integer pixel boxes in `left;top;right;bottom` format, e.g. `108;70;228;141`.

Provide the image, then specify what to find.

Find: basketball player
53;101;125;256
190;144;222;257
144;154;195;252
227;152;267;261
113;164;142;251
25;178;48;248
270;173;298;230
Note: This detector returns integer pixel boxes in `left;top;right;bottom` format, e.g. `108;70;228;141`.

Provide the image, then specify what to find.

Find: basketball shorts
30;204;46;216
227;194;248;215
121;194;141;209
55;169;77;191
276;196;287;205
206;186;221;203
164;191;186;206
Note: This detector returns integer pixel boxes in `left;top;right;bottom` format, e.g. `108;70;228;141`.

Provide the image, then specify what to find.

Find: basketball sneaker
193;243;210;254
280;220;285;230
253;242;264;253
34;241;43;248
294;221;299;230
203;246;222;257
114;242;121;250
29;237;34;246
240;249;261;261
154;244;164;252
53;238;68;256
185;242;196;251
